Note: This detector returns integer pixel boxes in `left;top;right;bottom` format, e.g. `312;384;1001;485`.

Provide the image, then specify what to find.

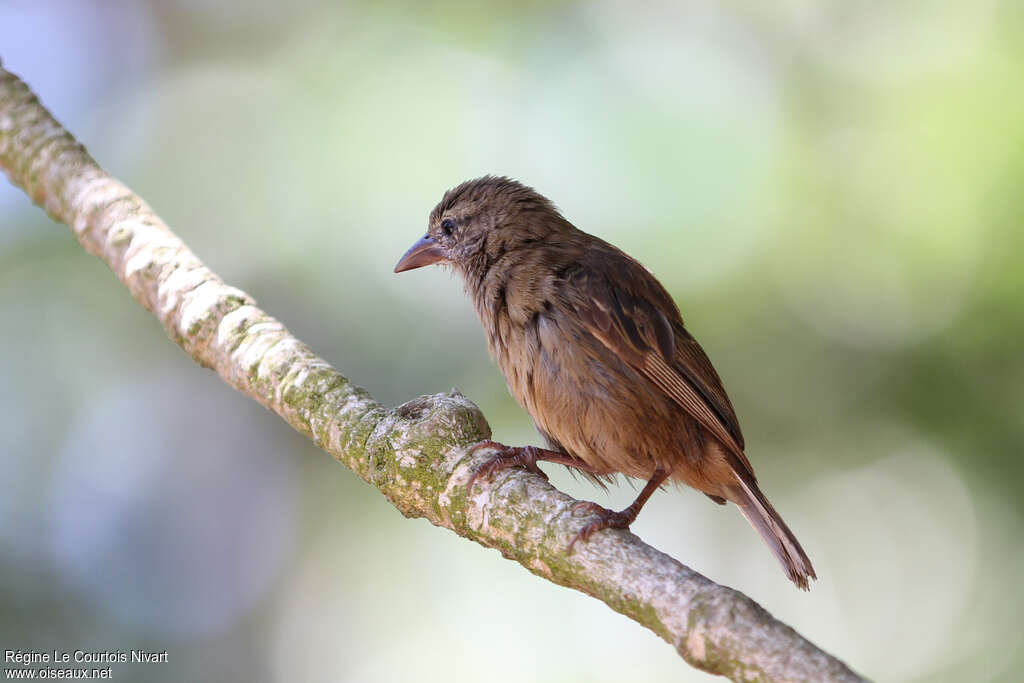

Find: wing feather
564;252;752;477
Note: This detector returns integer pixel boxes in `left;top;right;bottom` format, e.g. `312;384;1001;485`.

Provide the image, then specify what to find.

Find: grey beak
394;234;446;273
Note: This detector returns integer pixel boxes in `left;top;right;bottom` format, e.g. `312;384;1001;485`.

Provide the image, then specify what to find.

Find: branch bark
0;61;865;683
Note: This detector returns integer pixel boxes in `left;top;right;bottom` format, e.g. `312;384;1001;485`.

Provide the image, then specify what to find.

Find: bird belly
500;313;689;481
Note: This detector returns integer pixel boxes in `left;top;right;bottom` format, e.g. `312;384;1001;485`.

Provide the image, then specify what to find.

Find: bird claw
465;441;549;493
568;504;635;553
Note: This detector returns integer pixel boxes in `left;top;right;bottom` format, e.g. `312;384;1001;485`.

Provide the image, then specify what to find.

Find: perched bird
394;176;816;589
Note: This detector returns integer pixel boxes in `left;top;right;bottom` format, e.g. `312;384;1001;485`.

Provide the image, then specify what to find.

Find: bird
394;175;816;589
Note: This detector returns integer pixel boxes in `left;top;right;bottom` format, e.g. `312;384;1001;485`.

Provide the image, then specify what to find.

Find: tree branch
0;61;865;683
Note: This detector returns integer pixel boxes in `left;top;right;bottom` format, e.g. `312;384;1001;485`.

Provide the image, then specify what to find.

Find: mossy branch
0;62;866;683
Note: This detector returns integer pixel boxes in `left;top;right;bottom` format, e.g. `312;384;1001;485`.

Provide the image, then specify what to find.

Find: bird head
394;176;564;276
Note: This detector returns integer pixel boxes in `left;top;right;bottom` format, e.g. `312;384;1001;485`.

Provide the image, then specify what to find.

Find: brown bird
394;176;816;589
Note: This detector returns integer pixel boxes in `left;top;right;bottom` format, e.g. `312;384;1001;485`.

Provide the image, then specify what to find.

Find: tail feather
733;475;816;590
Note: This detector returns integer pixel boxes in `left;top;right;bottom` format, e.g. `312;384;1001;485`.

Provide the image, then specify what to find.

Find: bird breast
471;267;679;479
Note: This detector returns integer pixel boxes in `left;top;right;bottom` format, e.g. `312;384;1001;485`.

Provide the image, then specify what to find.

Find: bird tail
731;474;816;590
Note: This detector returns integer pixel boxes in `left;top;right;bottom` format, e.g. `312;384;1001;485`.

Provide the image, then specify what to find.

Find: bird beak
394;234;446;273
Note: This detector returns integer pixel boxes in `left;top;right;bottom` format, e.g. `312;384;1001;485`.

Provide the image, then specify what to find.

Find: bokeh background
2;1;1022;681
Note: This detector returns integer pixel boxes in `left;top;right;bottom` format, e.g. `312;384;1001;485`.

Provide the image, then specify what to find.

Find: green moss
624;599;667;640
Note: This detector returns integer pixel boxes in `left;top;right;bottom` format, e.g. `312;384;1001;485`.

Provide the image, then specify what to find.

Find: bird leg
568;468;670;552
465;440;603;493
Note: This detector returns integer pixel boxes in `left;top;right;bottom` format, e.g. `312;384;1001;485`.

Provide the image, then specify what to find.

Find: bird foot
465;440;550;493
568;502;638;553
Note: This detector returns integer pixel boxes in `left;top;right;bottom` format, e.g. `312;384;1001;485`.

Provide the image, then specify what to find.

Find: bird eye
440;218;456;237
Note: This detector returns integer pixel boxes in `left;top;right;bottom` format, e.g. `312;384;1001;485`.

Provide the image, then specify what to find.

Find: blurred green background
2;1;1022;681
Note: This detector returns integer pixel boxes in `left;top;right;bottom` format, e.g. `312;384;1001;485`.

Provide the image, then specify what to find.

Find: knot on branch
365;390;490;521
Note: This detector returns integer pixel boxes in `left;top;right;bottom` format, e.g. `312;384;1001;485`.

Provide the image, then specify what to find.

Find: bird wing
562;251;752;477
